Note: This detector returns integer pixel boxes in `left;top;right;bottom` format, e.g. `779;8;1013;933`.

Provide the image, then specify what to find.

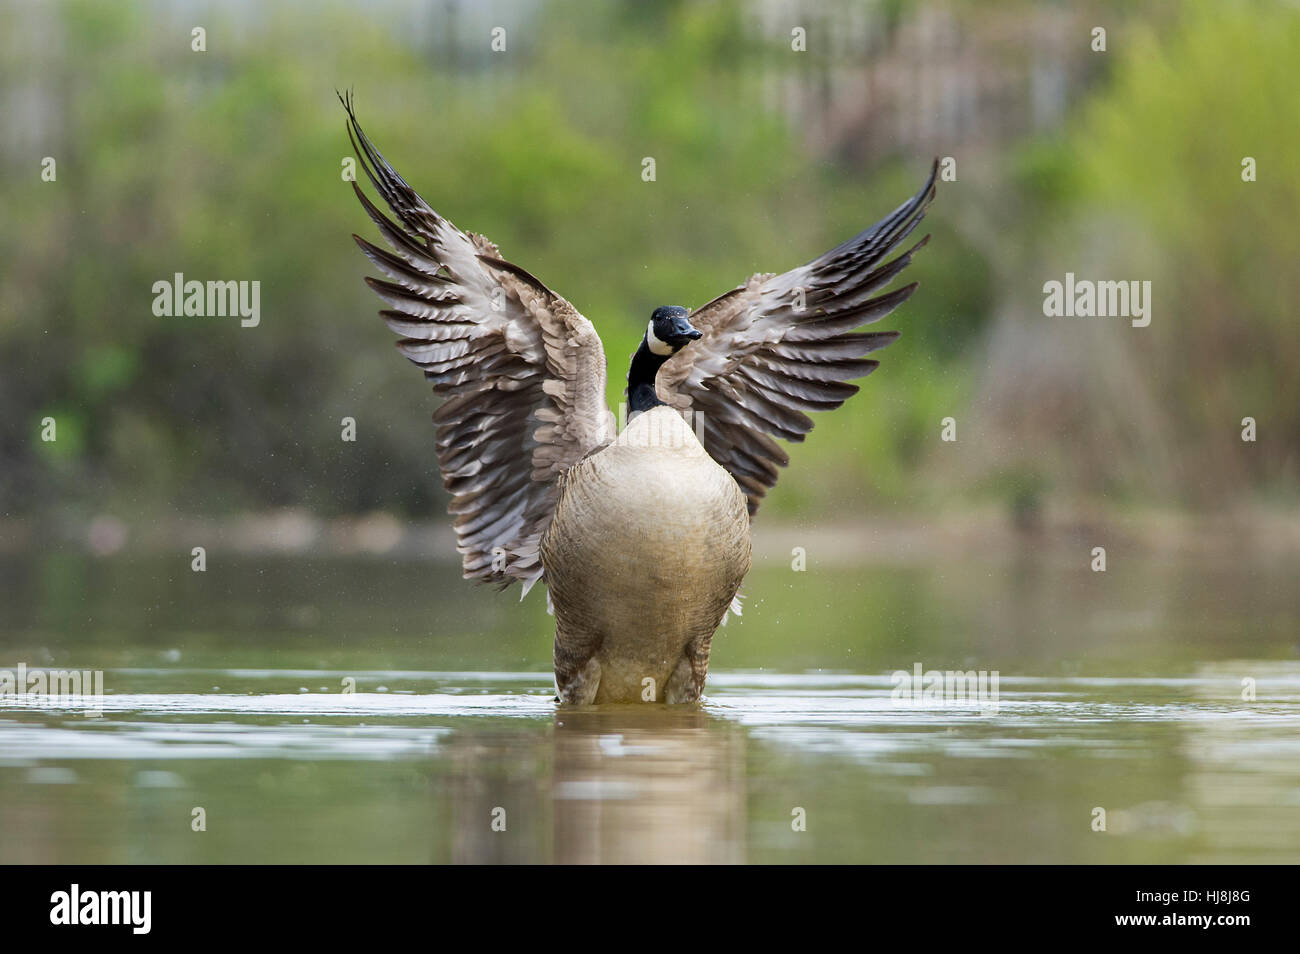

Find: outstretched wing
658;162;937;516
342;93;615;592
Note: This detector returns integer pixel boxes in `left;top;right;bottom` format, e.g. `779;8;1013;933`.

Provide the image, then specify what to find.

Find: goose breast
542;406;751;702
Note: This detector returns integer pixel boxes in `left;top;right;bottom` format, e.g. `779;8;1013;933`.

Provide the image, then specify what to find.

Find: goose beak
671;315;703;342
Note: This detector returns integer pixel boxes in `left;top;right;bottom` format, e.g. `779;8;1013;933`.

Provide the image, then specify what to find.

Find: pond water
1;550;1298;863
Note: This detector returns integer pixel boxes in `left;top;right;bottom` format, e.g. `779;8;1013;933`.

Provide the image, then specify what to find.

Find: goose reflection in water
443;708;746;864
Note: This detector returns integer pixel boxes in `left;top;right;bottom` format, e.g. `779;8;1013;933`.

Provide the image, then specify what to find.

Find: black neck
627;336;670;413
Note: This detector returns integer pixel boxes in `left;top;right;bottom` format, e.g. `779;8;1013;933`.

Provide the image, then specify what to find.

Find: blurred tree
7;0;1289;534
0;0;990;525
1071;0;1300;498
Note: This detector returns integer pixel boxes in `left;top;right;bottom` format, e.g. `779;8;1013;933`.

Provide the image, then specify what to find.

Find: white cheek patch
646;319;674;356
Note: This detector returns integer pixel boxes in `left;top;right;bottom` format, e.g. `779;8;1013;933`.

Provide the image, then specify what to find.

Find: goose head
627;306;703;414
646;306;702;356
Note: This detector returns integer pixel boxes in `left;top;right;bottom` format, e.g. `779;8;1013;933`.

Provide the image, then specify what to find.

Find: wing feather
341;92;615;591
659;162;937;515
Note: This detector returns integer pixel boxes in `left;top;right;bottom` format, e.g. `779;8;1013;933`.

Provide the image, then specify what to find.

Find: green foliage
1;0;986;521
8;0;1291;523
1066;0;1300;495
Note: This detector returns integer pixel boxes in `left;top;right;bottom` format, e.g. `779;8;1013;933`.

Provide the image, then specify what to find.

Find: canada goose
340;94;936;705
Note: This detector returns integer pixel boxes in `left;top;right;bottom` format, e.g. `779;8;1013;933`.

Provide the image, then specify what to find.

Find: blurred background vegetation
1;0;1296;546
